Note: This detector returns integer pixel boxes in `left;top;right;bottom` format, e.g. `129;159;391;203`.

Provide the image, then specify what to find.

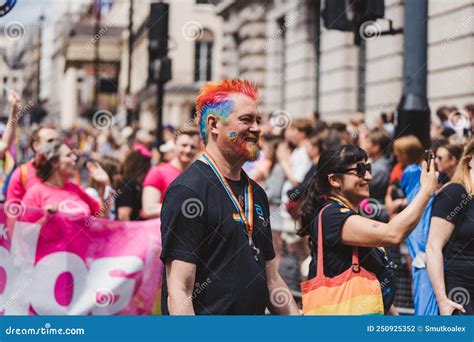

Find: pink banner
0;204;163;315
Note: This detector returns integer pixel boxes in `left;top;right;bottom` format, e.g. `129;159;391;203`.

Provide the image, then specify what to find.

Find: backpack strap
20;163;28;189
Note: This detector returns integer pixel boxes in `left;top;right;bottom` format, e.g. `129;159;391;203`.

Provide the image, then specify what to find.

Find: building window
190;105;196;119
194;30;214;82
196;0;211;4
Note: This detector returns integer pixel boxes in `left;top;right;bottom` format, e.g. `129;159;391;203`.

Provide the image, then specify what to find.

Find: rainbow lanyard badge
200;152;260;261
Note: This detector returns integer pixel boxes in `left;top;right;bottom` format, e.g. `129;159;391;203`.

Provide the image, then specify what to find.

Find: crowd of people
0;80;473;316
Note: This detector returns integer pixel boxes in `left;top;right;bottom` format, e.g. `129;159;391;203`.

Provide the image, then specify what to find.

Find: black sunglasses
338;162;372;178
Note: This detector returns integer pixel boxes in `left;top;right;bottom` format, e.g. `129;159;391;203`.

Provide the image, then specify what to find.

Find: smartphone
424;150;434;172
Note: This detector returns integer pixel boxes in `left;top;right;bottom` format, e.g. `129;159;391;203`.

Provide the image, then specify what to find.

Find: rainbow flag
232;213;243;223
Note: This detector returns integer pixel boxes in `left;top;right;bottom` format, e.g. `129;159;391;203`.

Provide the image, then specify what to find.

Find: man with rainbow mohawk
160;79;299;315
195;79;261;161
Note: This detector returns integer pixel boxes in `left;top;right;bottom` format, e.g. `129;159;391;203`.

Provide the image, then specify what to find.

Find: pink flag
0;204;163;315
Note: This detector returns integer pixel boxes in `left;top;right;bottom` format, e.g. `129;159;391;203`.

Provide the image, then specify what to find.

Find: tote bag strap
316;204;361;277
316;204;331;277
351;247;361;273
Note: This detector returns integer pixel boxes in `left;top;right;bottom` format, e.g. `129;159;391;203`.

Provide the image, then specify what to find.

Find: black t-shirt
438;172;450;185
115;178;143;221
308;199;384;279
431;183;474;260
160;160;275;315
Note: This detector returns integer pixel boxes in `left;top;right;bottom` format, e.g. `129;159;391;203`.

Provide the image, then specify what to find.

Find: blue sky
1;0;88;99
0;0;49;25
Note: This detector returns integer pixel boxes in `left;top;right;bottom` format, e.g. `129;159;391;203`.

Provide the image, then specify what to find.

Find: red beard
227;134;260;162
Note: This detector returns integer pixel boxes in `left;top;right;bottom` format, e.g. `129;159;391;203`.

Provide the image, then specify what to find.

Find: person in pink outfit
141;125;200;219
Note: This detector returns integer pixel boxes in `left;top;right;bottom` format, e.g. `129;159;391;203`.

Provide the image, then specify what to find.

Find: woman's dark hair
121;150;151;182
266;139;284;174
35;140;64;182
308;132;326;153
101;157;121;188
436;142;463;161
436;106;450;123
298;144;367;236
87;156;121;190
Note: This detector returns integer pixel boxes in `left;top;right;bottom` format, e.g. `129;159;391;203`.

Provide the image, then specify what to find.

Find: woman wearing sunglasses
298;144;437;314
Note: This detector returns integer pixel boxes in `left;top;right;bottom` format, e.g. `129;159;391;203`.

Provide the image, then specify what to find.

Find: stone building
48;2;124;129
0;22;43;119
217;0;474;124
0;30;23;118
107;0;224;129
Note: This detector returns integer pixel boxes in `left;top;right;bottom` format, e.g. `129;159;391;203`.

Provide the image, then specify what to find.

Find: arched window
194;29;214;82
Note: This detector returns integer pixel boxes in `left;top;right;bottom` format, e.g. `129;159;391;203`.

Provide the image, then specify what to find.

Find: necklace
236;178;245;208
45;180;65;188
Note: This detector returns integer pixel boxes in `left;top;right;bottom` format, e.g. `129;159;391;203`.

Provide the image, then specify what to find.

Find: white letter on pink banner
30;252;88;315
1;222;41;315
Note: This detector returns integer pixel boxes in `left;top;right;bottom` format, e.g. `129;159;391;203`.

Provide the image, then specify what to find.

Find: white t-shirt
280;145;312;216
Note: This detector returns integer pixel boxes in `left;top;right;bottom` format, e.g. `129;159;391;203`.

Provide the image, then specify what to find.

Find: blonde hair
451;140;474;195
393;135;424;166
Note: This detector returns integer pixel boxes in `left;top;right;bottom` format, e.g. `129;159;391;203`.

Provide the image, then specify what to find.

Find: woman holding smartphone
299;144;437;314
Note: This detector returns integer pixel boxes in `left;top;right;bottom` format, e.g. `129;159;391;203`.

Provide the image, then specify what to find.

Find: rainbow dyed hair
195;79;259;145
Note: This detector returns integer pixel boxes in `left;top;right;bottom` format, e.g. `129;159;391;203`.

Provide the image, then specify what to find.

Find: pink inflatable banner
0;204;163;315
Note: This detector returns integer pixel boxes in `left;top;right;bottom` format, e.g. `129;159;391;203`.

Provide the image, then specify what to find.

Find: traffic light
362;0;384;21
148;2;170;83
353;0;384;44
321;0;352;31
322;0;385;43
148;2;168;59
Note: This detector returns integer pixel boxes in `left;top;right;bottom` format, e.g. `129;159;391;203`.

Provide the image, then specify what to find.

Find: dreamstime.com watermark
2;278;32;311
262;10;301;51
84;12;122;50
85;189;122;226
446;193;473;222
3;323;85;336
263;188;300;227
177;278;212;314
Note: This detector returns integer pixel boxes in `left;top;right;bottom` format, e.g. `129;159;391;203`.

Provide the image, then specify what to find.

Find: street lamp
93;0;101;110
395;0;430;148
37;13;45;102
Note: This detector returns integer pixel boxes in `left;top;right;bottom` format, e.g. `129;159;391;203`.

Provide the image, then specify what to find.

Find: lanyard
328;196;387;256
201;152;254;238
328;196;353;210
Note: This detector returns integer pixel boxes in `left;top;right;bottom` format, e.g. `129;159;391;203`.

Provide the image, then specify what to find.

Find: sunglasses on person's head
338;162;372;178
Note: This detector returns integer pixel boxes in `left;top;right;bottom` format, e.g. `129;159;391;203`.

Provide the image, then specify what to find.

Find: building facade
48;2;124;129
217;0;474;124
107;0;223;130
0;31;23;118
17;22;43;110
